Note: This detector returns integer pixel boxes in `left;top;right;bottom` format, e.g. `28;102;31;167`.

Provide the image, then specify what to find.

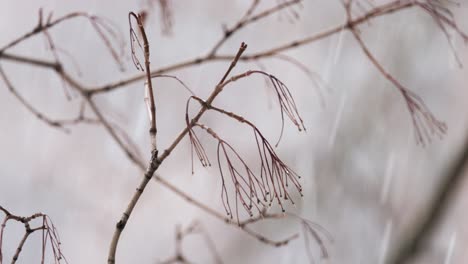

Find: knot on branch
224;29;233;38
116;220;127;230
53;62;63;73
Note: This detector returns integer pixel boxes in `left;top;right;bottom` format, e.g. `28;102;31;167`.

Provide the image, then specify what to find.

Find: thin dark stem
349;26;446;145
107;42;247;264
0;207;64;264
208;0;300;56
129;12;158;150
0;65;69;133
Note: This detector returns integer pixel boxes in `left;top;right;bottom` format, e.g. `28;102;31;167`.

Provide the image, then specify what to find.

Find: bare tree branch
107;42;248;264
387;136;468;263
0;206;66;264
0;1;466;263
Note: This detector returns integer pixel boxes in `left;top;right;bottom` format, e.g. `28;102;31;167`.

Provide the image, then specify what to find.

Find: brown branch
3;1;466;101
208;0;301;56
188;115;303;220
388;137;468;263
269;53;327;108
0;69;99;131
0;52;60;69
84;95;146;168
141;0;174;35
348;22;447;145
300;218;330;263
157;221;223;264
107;42;247;264
1;51;291;251
85;0;419;96
189;69;306;145
0;206;66;264
11;226;43;264
183;68;306;221
150;74;195;96
0;11;125;69
155;176;297;246
1;1;467;262
57;60;293;248
229;212;300;247
1;53;307;257
240;0;261;23
107;149;159;264
129;12;158;150
0;65;70;133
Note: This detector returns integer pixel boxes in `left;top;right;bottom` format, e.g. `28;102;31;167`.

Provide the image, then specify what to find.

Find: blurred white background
1;0;468;263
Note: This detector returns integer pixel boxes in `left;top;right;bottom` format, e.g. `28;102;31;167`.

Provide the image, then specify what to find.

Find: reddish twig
129;12;158;150
345;3;448;145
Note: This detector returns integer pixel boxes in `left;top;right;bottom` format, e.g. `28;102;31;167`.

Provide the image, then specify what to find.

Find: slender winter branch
0;206;66;264
1;1;466;263
388;136;468;263
129;11;158;150
157;221;223;264
107;42;247;264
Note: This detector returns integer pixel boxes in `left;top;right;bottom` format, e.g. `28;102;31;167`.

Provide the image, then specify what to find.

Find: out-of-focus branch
155;176;298;247
157;221;223;264
348;26;446;145
0;52;60;69
0;65;101;133
387;136;468;263
0;10;125;68
85;0;464;101
208;0;300;56
0;65;70;133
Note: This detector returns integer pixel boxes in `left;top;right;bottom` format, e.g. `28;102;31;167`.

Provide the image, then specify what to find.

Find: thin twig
0;65;70;133
107;42;247;264
85;1;422;96
348;21;446;145
208;0;301;56
129;12;158;150
0;206;65;264
157;221;223;264
0;11;125;68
